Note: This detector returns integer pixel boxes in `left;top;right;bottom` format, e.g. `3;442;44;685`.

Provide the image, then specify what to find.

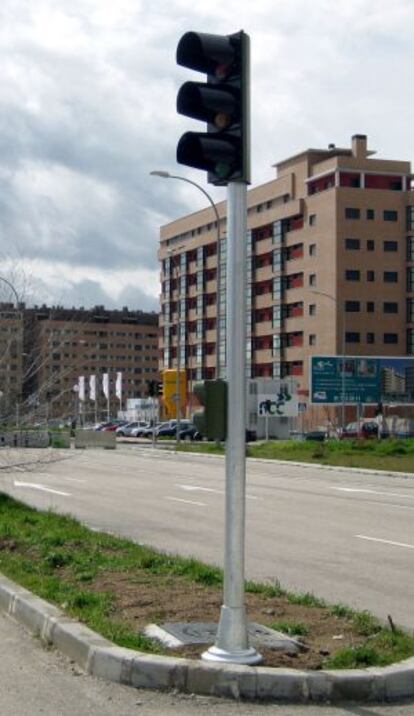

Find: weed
271;621;309;637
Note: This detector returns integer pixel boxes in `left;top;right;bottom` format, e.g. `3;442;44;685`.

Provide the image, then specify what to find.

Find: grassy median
0;492;413;669
176;438;414;473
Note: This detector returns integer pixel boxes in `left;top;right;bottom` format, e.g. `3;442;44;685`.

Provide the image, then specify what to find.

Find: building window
384;241;398;252
367;332;375;344
408;267;414;292
367;209;375;220
345;332;360;343
407;237;414;261
309;214;316;226
383;302;398;314
345;238;360;250
407;206;414;231
407;298;414;323
309;243;317;256
309;274;316;287
367;240;375;251
345;270;360;281
367;301;375;313
367;270;375;282
309;334;316;346
345;301;360;312
408;328;414;354
383;210;398;222
345;208;360;219
384;271;398;283
384;333;398;344
309;304;316;316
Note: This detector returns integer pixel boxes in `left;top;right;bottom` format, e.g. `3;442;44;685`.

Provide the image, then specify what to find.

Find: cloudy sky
0;0;413;312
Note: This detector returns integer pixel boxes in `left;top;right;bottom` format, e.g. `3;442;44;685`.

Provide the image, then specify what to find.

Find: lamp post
311;289;346;430
150;171;222;379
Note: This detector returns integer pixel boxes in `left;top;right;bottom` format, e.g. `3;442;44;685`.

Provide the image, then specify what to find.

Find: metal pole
341;308;346;431
107;370;110;421
203;182;261;665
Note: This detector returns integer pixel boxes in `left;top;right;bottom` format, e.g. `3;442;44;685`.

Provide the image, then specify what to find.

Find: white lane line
165;496;206;507
356;534;414;550
332;487;414;500
175;484;261;500
60;477;85;483
13;481;70;497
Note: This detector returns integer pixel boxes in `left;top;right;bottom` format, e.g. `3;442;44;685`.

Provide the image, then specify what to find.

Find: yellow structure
162;369;187;419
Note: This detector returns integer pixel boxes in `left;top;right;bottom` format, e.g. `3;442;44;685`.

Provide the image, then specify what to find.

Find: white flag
102;373;109;399
78;376;85;402
89;375;96;401
115;372;122;402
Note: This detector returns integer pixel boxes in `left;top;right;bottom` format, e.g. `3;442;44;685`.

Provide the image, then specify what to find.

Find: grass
177;438;414;473
0;492;414;668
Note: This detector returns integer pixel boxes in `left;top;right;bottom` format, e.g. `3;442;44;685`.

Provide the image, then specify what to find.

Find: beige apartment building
0;303;24;422
158;135;414;422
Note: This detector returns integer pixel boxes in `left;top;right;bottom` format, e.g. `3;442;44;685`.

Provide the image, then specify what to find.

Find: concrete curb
1;573;414;702
134;445;414;481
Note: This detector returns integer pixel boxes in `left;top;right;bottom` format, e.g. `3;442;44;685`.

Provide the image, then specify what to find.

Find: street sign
311;355;414;405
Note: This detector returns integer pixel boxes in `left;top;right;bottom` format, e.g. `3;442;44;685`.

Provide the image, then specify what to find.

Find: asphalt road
2;446;414;630
1;610;414;715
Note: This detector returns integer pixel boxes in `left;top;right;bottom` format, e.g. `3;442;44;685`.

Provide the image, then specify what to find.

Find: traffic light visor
177;81;238;128
177;131;240;181
177;32;236;77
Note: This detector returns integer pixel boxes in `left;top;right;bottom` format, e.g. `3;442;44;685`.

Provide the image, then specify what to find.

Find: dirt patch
91;572;364;669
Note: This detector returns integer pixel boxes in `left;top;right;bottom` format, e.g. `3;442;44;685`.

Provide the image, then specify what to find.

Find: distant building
381;367;405;395
158;134;414;424
0;303;159;423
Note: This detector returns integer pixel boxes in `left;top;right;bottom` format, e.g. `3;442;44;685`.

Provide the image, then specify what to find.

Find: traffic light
176;30;250;186
193;379;227;441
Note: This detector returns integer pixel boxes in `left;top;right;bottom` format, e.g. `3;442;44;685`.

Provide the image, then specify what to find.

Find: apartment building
17;305;159;422
0;303;24;421
158;135;414;420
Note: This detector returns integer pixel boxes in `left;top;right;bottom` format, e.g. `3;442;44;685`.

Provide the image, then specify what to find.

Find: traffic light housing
193;379;227;441
176;30;250;186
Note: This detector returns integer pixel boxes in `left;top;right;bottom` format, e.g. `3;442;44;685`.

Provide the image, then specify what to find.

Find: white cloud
0;0;413;308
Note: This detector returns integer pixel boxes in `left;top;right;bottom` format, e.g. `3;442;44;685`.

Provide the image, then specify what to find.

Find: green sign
311;356;414;405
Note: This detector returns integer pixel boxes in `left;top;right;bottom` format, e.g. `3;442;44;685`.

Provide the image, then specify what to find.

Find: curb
125;444;414;481
1;573;414;702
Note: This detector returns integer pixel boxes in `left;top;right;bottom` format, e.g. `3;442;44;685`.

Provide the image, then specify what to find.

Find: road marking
356;534;414;550
165;496;206;507
14;481;70;497
61;477;85;483
176;484;261;501
332;487;414;500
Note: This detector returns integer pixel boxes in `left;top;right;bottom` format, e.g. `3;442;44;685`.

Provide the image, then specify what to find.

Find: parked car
101;420;128;432
140;423;166;438
130;422;152;438
156;420;191;438
305;429;327;442
179;424;201;441
340;420;381;440
116;421;148;437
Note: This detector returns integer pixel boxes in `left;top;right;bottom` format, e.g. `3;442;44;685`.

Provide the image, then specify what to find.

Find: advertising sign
258;383;298;417
162;369;187;419
311;356;414;405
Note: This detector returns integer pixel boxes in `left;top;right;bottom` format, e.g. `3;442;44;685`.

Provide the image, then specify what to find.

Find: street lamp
150;171;222;378
310;289;346;429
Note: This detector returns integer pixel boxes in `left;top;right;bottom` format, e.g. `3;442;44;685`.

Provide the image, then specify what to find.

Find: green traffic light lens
215;161;231;179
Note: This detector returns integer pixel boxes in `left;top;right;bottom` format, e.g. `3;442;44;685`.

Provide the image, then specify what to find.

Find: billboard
311;356;414;405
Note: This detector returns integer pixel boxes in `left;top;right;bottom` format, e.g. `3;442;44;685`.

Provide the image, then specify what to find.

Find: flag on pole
115;372;122;402
102;373;109;399
78;376;85;402
89;375;96;401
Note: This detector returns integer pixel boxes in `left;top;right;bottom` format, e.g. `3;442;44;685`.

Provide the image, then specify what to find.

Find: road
1;610;414;715
2;446;414;629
